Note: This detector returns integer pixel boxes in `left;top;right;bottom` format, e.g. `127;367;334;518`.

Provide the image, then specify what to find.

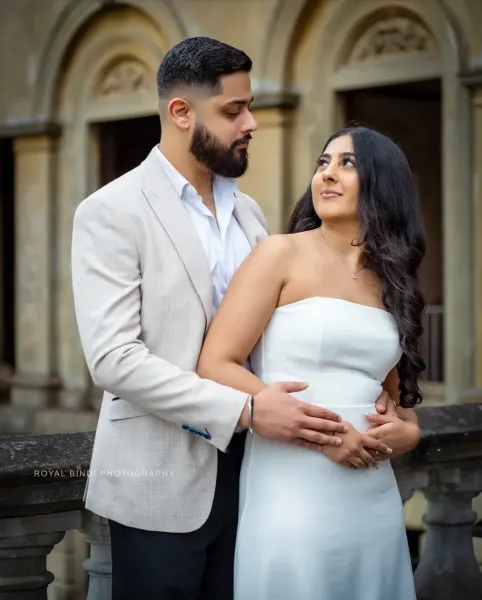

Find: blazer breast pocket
107;398;148;421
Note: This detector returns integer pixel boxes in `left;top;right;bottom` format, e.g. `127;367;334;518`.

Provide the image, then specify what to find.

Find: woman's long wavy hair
287;126;426;408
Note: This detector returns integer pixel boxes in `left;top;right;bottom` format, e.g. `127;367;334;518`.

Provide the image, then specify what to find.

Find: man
71;37;413;600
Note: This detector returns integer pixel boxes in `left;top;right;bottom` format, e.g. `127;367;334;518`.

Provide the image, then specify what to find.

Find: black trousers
108;440;245;600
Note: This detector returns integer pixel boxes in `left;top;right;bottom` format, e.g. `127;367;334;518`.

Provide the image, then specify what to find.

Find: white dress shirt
156;148;252;317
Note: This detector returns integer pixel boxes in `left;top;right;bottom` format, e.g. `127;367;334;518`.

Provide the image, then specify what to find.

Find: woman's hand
364;411;420;459
322;422;392;469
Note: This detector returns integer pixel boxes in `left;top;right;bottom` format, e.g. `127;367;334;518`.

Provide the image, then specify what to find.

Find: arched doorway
337;14;444;383
52;5;168;409
288;0;471;404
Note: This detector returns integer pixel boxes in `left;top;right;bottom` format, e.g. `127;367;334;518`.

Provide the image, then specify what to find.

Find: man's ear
167;97;193;130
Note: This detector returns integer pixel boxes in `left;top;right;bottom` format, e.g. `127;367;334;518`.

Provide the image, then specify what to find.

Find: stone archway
34;0;187;121
287;0;471;407
320;2;470;407
261;0;475;95
306;3;449;148
258;0;310;89
51;6;173;411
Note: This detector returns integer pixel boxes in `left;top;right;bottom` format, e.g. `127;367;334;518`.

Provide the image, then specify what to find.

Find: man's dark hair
157;37;252;98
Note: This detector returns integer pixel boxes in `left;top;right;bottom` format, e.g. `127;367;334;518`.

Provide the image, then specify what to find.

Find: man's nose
242;110;258;134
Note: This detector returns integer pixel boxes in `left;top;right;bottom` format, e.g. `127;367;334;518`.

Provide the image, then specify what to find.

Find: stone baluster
395;462;429;504
0;513;68;599
80;510;112;600
414;467;482;600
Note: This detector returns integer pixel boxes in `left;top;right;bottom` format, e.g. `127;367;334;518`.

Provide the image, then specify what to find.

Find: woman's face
311;134;360;223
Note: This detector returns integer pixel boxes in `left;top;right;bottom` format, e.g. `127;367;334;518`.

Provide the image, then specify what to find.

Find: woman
197;126;425;599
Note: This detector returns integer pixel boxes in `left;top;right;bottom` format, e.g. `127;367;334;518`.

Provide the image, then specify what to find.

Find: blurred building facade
3;0;482;432
1;0;482;596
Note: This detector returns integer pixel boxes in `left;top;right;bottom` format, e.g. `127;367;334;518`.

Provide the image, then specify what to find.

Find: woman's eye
344;158;355;167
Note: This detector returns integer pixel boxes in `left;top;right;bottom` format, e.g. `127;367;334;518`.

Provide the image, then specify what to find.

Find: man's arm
72;195;345;453
71;195;248;452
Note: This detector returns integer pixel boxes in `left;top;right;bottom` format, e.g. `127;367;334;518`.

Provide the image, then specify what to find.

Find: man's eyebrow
223;96;254;107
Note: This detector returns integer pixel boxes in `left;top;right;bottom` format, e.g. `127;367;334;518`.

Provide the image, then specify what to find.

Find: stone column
80;510;112;600
414;468;482;600
239;93;299;234
0;139;13;405
473;88;482;389
0;178;3;367
10;133;61;413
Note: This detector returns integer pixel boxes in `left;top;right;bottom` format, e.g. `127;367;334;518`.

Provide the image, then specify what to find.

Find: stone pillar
46;530;88;600
0;180;3;369
80;511;112;600
0;139;13;405
239;93;299;234
10;133;61;412
0;515;65;600
414;469;482;600
473;88;482;389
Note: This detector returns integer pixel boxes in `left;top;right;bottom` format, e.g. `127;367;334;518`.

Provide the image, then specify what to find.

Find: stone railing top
1;404;482;517
0;431;94;517
401;403;482;466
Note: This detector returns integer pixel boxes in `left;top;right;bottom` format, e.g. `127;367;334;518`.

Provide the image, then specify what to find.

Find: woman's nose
322;166;337;182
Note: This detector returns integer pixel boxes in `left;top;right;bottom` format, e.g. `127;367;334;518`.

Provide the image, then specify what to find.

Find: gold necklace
320;230;366;280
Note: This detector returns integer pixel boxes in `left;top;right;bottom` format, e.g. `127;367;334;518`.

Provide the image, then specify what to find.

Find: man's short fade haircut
157;36;252;98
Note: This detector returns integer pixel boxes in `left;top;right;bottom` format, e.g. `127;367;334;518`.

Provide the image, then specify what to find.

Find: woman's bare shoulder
252;233;297;259
236;235;296;283
251;232;314;266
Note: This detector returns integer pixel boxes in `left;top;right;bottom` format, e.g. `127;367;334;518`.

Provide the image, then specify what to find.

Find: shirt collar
156;147;237;202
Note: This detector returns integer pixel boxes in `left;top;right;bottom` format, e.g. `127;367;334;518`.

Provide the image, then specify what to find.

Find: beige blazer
71;147;269;533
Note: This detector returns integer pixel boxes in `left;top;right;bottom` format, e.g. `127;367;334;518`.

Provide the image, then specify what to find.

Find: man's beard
189;123;251;178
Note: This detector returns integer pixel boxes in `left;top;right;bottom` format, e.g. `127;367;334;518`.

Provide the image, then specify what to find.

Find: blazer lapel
140;148;212;323
233;192;262;249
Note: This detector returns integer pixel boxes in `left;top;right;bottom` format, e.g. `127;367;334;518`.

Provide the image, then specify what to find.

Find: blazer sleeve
71;195;248;452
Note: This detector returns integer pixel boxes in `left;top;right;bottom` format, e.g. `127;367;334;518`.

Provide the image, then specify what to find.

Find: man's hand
322;422;393;468
246;382;349;452
375;390;395;415
364;409;420;459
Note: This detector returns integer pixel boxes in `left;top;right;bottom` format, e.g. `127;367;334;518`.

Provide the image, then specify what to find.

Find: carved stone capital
395;465;430;503
0;514;67;599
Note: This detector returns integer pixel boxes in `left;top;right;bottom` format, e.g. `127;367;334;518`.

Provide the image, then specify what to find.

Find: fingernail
343;425;348;432
386;448;393;454
335;438;342;445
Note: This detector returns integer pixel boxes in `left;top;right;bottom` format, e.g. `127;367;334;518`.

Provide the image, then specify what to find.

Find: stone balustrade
2;404;482;599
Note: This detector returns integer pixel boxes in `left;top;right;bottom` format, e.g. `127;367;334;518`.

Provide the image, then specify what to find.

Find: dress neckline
276;296;390;316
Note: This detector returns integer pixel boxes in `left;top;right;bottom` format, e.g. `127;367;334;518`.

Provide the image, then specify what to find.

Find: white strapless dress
234;297;416;600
